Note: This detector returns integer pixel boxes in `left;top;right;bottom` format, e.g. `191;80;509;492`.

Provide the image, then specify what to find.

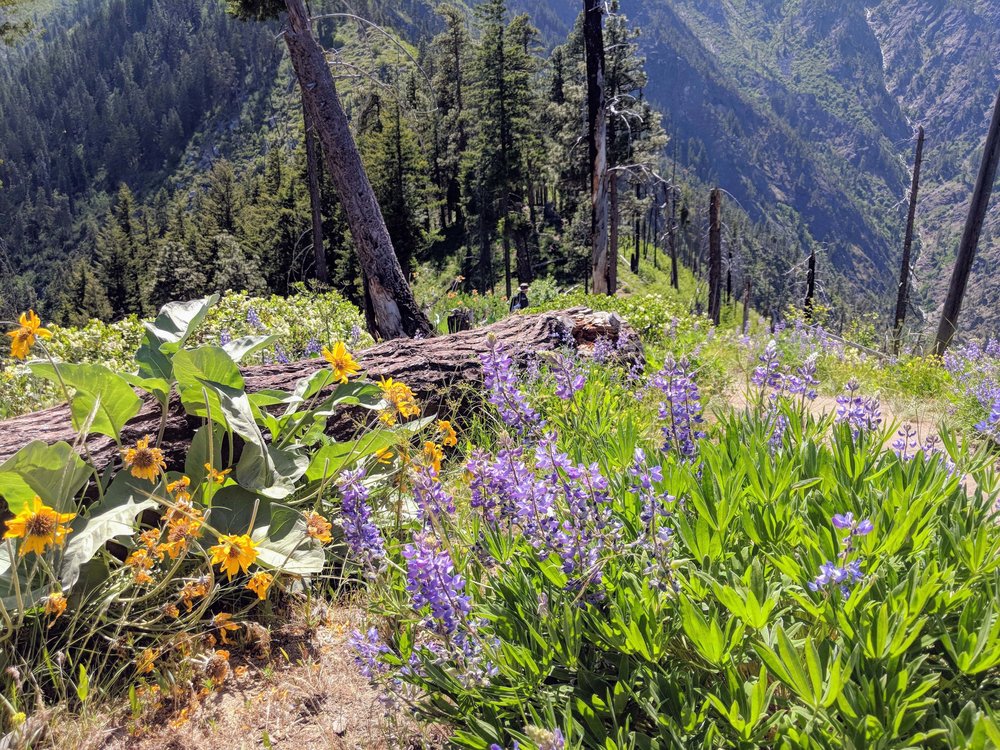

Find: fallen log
0;307;642;475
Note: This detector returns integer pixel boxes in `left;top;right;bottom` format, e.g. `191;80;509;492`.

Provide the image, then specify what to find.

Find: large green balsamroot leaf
59;471;159;590
0;441;92;514
30;362;141;441
136;295;218;381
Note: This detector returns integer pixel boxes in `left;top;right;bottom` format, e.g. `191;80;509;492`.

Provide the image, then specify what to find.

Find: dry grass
17;604;447;750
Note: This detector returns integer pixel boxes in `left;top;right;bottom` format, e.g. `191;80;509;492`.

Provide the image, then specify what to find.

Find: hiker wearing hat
509;282;530;312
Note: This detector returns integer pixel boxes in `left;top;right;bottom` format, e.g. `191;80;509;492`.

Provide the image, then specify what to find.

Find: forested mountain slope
520;0;1000;335
868;0;1000;335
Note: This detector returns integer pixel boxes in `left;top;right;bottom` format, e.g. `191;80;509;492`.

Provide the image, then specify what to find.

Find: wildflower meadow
3;289;1000;749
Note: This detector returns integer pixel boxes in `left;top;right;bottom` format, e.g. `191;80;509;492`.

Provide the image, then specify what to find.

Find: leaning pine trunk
282;0;433;339
302;99;328;285
584;0;610;295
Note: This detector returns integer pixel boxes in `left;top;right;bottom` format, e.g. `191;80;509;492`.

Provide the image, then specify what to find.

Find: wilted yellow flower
178;577;210;611
423;441;444;474
204;463;232;485
44;592;67;620
212;612;240;645
322;341;361;384
123;436;166;482
304;511;332;544
436;420;458;448
208;534;258;579
162;602;180;619
206;649;230;684
6;310;51;359
4;496;76;556
166;476;192;503
246;571;273;600
165;499;203;541
136;648;157;675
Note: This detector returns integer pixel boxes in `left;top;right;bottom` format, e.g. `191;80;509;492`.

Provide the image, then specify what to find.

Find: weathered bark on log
0;308;643;477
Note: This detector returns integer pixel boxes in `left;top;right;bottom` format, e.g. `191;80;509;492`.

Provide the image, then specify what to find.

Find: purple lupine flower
769;413;789;452
831;512;855;530
274;343;290;364
892;424;919;460
304;338;322;357
652;356;705;461
549;353;586;400
481;337;543;436
219;330;232;346
835;380;882;437
349;322;363;349
402;531;471;635
751;340;782;390
644;526;680;593
336;468;386;573
349;627;390;680
592;336;616;364
976;399;1000;442
523;355;542;384
629;448;674;525
413;466;455;521
525;727;565;750
247;307;265;331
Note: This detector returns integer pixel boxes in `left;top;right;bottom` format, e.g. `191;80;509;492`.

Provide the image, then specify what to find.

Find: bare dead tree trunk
632;182;641;274
935;85;1000;355
893;125;924;352
708;188;722;325
742;277;751;335
609;172;620;288
584;0;610;294
669;186;679;289
804;246;816;323
302;99;328;284
282;0;433;339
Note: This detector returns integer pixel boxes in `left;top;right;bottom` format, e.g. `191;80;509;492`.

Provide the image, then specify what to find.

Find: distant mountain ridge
517;0;1000;336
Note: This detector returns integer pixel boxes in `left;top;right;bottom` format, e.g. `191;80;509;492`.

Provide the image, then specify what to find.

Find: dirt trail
48;605;444;750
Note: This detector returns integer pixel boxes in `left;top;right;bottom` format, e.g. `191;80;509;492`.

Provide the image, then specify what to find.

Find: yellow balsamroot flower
322;341;361;384
208;534;258;579
4;496;76;556
436;419;458;448
423;441;444;474
377;377;420;425
44;592;67;620
246;571;273;600
6;310;51;360
304;511;332;544
123;436;167;482
204;463;232;485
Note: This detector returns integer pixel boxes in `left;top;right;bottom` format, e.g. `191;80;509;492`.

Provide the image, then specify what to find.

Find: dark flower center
25;513;56;537
132;448;157;468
